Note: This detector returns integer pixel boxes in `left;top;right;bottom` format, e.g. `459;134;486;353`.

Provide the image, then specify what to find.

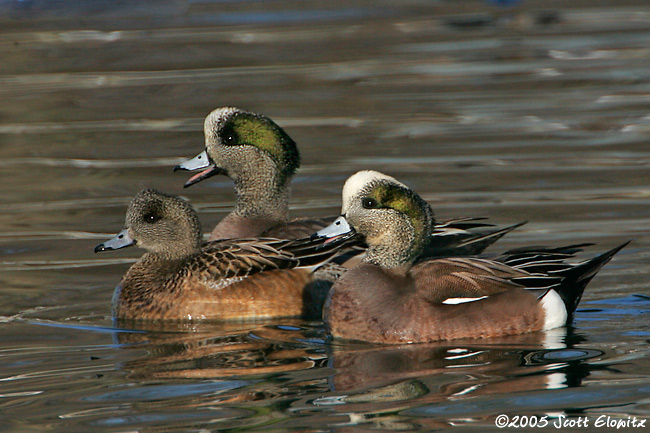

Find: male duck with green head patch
175;107;523;257
314;170;628;344
175;107;310;241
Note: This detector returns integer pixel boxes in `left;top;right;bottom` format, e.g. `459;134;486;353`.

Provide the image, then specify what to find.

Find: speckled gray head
345;170;434;237
317;170;435;267
95;189;203;258
175;107;300;188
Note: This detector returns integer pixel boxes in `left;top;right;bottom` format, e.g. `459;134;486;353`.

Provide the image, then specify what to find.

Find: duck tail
424;220;527;258
455;220;528;253
288;235;361;270
554;241;629;318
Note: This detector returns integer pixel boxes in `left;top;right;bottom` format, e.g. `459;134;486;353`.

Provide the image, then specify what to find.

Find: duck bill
182;165;225;188
174;150;211;171
174;150;226;188
312;216;357;245
94;229;135;253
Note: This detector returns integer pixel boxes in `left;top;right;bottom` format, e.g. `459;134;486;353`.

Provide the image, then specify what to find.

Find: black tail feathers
424;220;527;259
553;241;630;318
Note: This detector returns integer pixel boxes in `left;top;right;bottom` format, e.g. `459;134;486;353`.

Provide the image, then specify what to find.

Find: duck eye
220;126;238;146
361;197;377;209
143;213;160;224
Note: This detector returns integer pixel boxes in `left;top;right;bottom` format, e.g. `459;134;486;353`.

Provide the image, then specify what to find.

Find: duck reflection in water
311;326;607;429
323;326;598;396
115;319;329;381
112;318;606;424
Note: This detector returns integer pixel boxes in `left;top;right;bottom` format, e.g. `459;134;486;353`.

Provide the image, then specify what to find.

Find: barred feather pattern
113;236;355;321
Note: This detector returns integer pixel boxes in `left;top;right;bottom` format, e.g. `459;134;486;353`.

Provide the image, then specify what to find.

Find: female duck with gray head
314;170;628;344
95;189;352;321
175;107;523;255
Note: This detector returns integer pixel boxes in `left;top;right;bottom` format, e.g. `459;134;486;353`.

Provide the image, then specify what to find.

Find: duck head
175;107;300;189
315;170;435;268
95;189;203;260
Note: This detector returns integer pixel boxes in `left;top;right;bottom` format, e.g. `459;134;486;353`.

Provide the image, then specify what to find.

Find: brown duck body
212;214;336;241
325;261;545;344
114;250;314;321
97;190;345;322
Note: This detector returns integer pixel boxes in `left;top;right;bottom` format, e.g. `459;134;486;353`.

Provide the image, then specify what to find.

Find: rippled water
1;1;649;432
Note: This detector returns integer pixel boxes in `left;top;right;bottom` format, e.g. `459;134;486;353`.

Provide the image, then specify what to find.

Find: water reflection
3;291;647;431
325;327;601;396
109;320;609;416
116;320;327;380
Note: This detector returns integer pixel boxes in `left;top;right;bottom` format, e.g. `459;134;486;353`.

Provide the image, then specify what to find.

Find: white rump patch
540;289;568;330
442;296;488;305
341;170;406;213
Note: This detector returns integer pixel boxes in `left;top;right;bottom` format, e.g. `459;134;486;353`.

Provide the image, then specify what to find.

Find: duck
313;170;628;344
173;106;522;256
94;189;353;321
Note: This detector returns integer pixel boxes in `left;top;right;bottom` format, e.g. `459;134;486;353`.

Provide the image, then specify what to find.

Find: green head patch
220;112;300;181
362;182;434;252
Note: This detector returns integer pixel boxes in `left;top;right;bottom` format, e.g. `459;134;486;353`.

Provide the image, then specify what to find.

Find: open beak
174;150;225;188
94;229;135;253
311;216;357;246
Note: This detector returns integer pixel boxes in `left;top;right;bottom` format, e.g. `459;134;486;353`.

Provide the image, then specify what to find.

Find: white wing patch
442;295;488;305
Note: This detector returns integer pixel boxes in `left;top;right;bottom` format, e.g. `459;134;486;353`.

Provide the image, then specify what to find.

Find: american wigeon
313;170;628;344
174;107;521;255
94;189;351;321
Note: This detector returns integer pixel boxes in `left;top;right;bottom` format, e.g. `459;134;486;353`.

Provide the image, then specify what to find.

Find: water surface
1;1;649;431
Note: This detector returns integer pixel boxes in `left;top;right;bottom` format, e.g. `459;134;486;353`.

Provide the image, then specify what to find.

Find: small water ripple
0;157;187;168
0;116;362;134
0;258;137;271
83;380;251;403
